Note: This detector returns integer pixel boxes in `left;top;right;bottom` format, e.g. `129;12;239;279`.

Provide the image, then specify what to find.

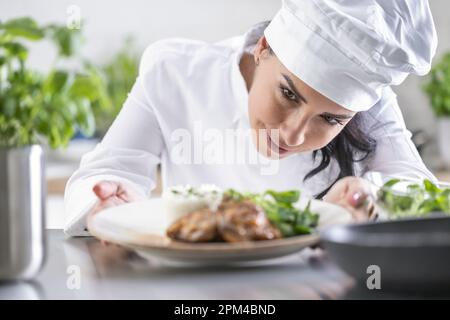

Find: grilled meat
166;208;219;242
217;199;281;242
166;198;281;243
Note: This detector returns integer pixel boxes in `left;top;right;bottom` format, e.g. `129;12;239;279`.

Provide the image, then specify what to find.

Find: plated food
164;185;319;243
378;178;450;218
88;188;352;263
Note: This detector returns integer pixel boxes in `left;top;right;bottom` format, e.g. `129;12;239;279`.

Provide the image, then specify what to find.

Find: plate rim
88;196;349;253
89;220;320;253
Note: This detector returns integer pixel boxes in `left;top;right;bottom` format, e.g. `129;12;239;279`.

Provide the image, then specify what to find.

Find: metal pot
0;145;46;280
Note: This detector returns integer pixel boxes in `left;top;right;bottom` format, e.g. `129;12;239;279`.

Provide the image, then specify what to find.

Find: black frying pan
320;215;450;295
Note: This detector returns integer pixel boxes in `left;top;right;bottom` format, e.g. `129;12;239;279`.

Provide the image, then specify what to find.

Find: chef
64;0;438;236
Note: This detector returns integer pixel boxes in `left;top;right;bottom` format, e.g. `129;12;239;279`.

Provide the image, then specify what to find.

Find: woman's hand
90;180;143;216
323;176;378;222
87;180;144;244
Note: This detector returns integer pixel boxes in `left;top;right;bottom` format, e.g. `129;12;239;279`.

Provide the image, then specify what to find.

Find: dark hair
303;113;377;199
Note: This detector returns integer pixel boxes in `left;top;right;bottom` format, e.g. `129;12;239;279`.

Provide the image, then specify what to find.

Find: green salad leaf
378;178;450;218
224;189;319;237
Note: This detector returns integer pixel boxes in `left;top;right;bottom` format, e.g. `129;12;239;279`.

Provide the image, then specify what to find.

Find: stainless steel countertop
0;230;427;300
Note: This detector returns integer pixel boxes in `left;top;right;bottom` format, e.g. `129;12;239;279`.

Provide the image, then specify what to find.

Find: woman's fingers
347;191;365;207
93;181;120;200
90;180;144;216
345;193;378;222
88;181;145;236
324;176;379;222
90;179;145;226
367;200;378;220
115;183;138;202
343;178;373;207
93;180;143;203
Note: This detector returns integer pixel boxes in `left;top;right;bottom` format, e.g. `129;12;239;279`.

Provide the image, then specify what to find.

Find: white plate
88;197;352;264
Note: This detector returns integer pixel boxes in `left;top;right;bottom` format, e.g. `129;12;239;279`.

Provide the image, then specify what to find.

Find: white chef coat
64;22;436;236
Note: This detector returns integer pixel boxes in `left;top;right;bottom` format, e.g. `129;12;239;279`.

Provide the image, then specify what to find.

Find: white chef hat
264;0;438;112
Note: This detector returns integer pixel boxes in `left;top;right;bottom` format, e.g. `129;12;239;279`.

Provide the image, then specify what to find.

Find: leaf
383;178;401;188
46;24;81;57
277;206;296;223
44;70;69;94
265;189;300;203
75;99;95;137
294;225;313;235
418;198;440;214
423;179;441;194
276;222;295;237
0;17;44;40
224;189;244;201
1;96;16;117
69;74;99;101
438;190;450;213
49;123;62;148
2;41;28;61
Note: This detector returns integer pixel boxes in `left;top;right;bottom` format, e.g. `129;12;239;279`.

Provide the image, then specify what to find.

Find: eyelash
279;85;344;126
321;114;344;126
279;85;298;102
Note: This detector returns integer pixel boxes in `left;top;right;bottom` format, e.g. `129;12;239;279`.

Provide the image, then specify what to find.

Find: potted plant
0;17;107;280
423;52;450;169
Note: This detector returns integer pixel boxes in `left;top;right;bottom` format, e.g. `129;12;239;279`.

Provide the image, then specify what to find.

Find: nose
280;117;307;148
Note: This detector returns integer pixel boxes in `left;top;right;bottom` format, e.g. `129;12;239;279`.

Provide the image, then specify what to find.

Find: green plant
93;37;139;136
423;52;450;117
378;178;450;218
0;17;110;149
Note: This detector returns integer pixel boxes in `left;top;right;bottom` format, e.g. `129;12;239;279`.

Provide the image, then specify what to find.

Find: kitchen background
2;0;450;228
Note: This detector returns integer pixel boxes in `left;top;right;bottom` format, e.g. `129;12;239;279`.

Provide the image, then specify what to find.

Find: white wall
1;0;449;136
0;0;279;70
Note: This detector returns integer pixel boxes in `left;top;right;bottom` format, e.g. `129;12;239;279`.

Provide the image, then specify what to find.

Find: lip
267;133;291;155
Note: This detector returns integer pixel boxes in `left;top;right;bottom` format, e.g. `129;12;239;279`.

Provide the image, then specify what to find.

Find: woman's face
247;36;356;159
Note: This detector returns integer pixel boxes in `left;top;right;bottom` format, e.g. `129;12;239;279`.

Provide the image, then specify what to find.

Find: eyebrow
321;112;353;120
282;73;308;104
